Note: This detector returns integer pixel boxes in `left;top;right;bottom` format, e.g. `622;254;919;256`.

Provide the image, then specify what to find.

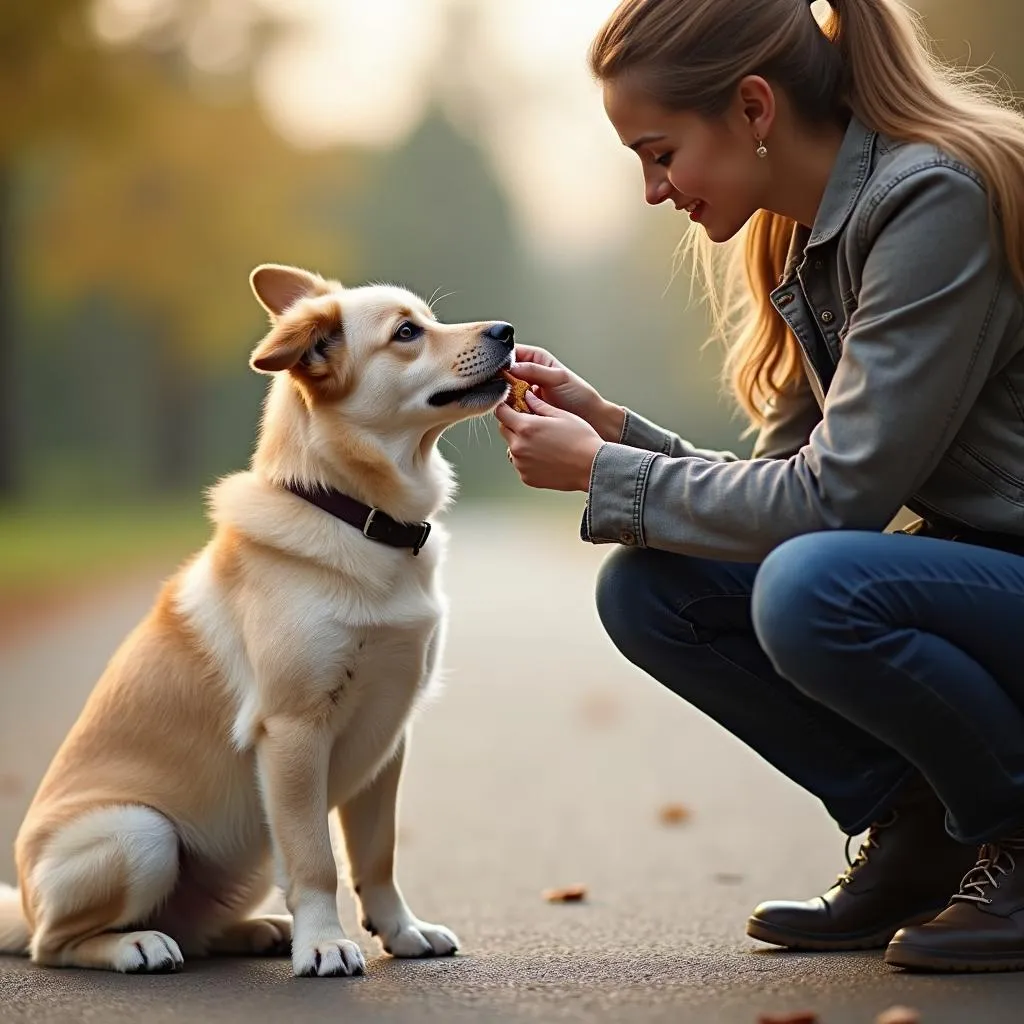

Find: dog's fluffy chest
320;616;440;728
177;543;445;757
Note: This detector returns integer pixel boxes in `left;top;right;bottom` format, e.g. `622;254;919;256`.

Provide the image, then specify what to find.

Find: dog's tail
0;883;30;955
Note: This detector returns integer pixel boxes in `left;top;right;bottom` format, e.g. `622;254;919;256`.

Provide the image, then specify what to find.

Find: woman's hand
509;345;625;442
495;389;604;492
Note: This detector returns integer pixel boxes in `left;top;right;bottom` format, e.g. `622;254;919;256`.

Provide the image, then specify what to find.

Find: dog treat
658;802;692;826
542;884;587;903
876;1008;921;1024
501;369;531;412
757;1013;819;1024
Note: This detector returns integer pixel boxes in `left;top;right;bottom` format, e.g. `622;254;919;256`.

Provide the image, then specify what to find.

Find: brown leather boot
746;780;976;951
885;831;1024;971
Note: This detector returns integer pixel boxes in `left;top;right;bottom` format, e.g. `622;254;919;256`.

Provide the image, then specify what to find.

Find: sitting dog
0;264;516;977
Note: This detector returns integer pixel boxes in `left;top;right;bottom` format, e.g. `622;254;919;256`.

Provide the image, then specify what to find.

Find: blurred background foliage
0;0;1020;608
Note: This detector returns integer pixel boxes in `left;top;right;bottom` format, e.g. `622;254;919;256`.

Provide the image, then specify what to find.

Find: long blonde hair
590;0;1024;426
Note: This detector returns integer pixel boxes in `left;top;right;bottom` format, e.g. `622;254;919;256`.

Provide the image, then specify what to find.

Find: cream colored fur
0;265;515;977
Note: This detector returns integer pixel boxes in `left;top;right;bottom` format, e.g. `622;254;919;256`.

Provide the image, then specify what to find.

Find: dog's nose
484;322;515;348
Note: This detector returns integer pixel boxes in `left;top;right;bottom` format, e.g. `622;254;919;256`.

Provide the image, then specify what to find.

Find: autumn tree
8;0;360;492
25;54;356;489
0;1;122;496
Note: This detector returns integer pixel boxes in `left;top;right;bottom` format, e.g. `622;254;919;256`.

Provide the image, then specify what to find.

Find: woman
495;0;1024;973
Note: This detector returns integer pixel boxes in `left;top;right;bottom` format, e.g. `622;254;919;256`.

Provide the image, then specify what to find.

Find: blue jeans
595;530;1024;845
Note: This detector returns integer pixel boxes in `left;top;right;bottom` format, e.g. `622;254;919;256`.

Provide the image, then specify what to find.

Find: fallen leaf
658;803;692;825
542;885;587;904
714;872;744;885
877;1007;921;1024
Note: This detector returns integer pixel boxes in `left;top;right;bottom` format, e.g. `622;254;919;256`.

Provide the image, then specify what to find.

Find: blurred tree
0;0;120;497
6;0;363;494
25;56;355;490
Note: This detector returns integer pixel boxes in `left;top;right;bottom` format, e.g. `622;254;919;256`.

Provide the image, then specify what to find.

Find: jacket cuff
619;409;677;454
580;443;660;547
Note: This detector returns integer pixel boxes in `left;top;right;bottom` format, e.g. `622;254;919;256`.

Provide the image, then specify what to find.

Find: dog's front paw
374;919;459;958
292;938;366;978
114;931;185;973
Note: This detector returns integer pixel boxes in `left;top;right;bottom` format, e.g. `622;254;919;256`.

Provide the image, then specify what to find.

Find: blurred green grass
0;500;208;599
0;489;586;607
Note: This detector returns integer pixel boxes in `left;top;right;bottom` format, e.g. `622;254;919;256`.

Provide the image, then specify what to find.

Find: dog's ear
249;304;344;375
249;264;325;318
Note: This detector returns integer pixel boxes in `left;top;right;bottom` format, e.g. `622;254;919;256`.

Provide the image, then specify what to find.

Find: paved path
1;507;1021;1023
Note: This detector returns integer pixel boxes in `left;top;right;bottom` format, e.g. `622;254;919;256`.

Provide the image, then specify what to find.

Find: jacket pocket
948;442;1024;506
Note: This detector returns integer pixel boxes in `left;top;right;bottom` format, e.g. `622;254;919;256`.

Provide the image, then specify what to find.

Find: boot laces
837;810;898;887
952;837;1024;905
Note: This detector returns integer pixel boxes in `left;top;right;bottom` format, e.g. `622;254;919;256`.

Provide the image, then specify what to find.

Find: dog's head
248;264;514;432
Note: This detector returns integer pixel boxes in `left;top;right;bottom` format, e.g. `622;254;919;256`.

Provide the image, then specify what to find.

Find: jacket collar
808;114;878;249
779;115;878;282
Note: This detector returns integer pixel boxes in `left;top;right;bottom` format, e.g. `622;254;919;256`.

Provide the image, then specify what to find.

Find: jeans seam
675;590;752;618
676;593;871;771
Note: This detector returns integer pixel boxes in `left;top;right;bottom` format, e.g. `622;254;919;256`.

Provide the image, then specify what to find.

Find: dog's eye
393;321;423;343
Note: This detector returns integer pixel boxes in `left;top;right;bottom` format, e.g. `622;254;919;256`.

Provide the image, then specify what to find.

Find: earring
756;138;768;159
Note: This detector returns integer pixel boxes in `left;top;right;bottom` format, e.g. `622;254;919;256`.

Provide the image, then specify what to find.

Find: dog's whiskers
429;289;457;312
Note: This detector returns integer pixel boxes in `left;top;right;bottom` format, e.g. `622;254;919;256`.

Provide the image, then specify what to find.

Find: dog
0;263;516;977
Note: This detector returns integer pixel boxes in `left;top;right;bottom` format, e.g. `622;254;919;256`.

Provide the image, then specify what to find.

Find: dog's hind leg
26;804;184;972
338;733;458;959
207;914;292;956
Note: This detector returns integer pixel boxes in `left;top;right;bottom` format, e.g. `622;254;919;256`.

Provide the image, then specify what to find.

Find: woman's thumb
523;388;565;418
511;362;564;387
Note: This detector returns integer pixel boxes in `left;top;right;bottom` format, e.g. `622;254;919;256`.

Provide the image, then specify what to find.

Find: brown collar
285;482;431;556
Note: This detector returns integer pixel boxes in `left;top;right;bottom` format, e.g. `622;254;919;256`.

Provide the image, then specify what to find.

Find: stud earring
756;138;768;159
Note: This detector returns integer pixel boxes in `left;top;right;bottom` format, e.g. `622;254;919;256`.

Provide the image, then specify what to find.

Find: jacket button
820;309;835;324
814;259;824;270
620;530;636;546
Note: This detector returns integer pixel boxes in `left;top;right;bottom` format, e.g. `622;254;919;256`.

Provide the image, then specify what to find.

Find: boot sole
885;942;1024;973
746;909;943;952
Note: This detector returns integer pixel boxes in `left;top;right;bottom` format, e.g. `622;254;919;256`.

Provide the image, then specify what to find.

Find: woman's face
603;78;771;243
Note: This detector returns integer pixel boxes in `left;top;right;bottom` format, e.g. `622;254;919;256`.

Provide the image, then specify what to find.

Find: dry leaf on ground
658;803;692;825
876;1007;921;1024
542;885;587;903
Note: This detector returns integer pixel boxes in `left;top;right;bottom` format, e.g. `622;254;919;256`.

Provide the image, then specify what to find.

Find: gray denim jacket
583;116;1024;560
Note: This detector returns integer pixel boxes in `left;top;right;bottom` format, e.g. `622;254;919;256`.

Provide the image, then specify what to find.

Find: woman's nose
645;177;672;207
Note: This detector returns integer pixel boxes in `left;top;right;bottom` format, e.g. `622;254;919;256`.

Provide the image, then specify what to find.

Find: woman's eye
393;321;423;342
653;152;674;167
